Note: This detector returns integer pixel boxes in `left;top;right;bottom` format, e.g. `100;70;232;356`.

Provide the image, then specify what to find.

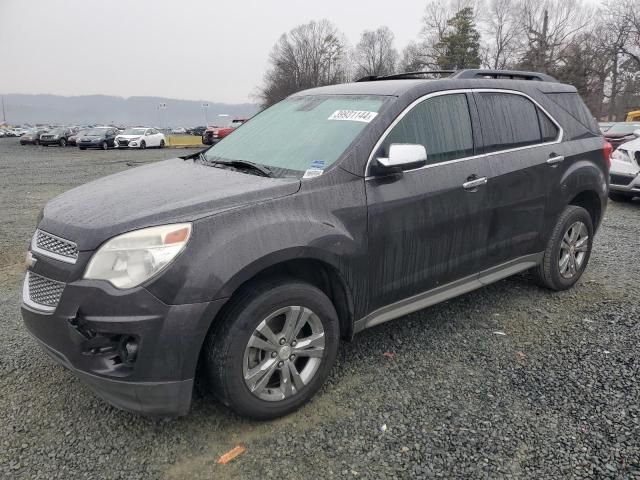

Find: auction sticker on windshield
328;110;378;123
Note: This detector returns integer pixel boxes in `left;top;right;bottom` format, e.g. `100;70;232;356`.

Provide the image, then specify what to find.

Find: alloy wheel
558;221;589;279
242;306;325;402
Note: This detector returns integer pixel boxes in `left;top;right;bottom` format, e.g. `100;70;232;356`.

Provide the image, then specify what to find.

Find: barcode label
328;110;378;123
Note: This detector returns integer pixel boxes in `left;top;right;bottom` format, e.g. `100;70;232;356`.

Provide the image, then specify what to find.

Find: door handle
546;155;564;166
463;176;488;191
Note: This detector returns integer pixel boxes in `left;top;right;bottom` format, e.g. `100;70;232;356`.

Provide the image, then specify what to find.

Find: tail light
603;141;613;170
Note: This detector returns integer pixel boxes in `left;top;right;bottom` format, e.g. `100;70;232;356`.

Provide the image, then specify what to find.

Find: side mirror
633;129;640;138
377;144;427;170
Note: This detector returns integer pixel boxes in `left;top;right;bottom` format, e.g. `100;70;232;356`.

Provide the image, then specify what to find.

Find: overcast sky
0;0;432;104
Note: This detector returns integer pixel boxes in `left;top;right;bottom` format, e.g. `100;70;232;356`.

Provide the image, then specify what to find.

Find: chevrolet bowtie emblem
26;251;37;269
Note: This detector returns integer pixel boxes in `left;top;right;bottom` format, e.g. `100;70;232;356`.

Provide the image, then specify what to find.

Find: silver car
609;132;640;202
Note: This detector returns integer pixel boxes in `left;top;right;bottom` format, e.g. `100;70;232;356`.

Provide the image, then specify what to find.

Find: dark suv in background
77;127;119;150
39;127;76;147
21;70;609;419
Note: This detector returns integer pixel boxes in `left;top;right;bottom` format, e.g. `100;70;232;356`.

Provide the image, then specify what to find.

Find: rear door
473;90;562;265
365;92;494;311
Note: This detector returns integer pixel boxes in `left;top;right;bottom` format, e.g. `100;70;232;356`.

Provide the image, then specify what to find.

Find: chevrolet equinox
22;69;610;419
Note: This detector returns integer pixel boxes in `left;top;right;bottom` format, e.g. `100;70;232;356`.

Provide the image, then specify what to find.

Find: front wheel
202;279;340;420
101;141;108;150
140;140;146;149
533;205;594;291
59;138;67;147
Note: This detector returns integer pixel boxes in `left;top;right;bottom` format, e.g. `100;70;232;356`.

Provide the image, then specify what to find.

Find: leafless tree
258;20;348;107
352;26;399;79
482;0;524;69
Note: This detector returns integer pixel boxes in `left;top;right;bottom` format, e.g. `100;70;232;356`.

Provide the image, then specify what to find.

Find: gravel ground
1;137;639;479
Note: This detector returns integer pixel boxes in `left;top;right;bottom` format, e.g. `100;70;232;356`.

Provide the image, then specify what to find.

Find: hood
40;157;301;250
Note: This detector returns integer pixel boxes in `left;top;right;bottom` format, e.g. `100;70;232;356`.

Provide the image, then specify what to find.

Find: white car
115;127;166;149
609;132;640;202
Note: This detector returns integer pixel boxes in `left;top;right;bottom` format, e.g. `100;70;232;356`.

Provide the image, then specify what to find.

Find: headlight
84;223;192;289
611;149;632;164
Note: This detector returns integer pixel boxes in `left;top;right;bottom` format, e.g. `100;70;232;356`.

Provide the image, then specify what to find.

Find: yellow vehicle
627;110;640;122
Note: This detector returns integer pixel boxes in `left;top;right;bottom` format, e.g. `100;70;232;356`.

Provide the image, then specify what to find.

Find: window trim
365;88;563;178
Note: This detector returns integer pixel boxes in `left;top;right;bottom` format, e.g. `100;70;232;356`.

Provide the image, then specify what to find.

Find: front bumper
39;139;63;146
609;172;640;195
78;141;102;148
21;270;226;416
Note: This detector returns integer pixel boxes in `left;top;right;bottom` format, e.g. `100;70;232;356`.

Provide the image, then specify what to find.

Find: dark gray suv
21;70;609;419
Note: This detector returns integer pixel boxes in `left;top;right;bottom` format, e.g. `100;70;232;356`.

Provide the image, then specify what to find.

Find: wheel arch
568;189;603;231
212;250;356;342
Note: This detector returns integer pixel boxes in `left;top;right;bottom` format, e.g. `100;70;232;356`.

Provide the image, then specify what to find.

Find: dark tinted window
475;92;542;153
382;93;474;164
538;109;559;142
545;92;598;133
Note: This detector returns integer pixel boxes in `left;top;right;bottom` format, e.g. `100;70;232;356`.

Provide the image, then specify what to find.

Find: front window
85;128;108;136
607;123;640;135
122;128;147;136
204;95;389;177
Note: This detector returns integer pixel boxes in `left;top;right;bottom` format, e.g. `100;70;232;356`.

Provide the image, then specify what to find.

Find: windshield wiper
205;158;275;178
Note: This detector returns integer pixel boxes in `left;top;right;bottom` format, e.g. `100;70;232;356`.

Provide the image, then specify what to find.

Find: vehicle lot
1;138;639;479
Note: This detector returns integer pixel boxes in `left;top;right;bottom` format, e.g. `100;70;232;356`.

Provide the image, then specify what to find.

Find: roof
292;77;576;99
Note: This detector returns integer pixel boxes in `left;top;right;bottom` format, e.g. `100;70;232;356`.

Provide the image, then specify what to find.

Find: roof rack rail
451;69;557;82
356;70;455;82
356;69;557;83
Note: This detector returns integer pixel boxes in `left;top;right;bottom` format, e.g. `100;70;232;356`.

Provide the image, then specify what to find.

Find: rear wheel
609;192;633;202
533;205;593;291
202;278;339;420
59;138;67;147
159;139;165;149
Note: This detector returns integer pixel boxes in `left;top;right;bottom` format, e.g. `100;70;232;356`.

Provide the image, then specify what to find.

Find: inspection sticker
328;110;378;123
303;169;324;179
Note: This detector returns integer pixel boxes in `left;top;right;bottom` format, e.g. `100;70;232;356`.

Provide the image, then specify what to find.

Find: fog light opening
121;336;139;364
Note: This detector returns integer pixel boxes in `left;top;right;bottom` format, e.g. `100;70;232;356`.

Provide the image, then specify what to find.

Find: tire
140;140;146;150
159;139;165;149
79;147;86;150
609;192;633;202
101;141;108;150
34;139;39;145
202;278;340;420
59;138;67;147
533;205;594;291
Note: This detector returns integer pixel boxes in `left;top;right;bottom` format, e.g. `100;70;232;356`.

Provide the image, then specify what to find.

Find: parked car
603;122;640;150
21;69;608;420
77;127;119;150
68;130;88;146
188;126;207;137
116;127;166;149
202;118;247;145
39;127;75;147
171;127;187;134
20;128;48;145
609;132;640;202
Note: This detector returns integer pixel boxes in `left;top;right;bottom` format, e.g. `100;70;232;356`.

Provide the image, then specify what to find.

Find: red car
202;118;247;145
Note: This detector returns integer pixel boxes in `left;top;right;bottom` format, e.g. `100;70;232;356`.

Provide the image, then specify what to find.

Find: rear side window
545;92;598;133
475;92;543;153
538;110;560;142
382;93;474;164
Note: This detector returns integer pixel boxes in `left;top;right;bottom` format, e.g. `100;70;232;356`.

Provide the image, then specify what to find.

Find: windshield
203;95;388;176
122;128;147;136
85;128;108;136
50;128;66;135
607;123;640;134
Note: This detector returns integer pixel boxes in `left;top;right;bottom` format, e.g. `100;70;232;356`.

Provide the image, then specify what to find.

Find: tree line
257;0;640;121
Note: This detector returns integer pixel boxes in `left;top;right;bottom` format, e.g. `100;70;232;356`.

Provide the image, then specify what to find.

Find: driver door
366;92;494;312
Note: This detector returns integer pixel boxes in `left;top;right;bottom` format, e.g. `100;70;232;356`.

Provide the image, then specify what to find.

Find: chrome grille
26;272;65;309
34;230;78;262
